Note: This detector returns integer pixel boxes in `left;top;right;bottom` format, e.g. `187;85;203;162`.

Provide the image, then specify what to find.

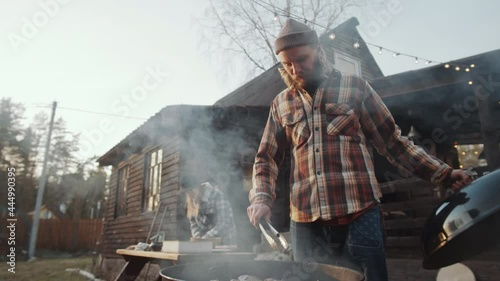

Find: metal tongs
259;220;289;252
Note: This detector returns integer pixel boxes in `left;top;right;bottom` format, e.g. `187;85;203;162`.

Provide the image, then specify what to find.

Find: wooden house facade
97;105;270;259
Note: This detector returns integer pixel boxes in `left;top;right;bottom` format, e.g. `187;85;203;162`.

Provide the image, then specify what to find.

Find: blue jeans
291;206;388;281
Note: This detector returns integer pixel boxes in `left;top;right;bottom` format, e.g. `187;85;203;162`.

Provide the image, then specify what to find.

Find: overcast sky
1;0;499;160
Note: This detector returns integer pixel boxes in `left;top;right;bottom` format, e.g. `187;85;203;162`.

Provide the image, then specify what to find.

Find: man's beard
295;59;323;89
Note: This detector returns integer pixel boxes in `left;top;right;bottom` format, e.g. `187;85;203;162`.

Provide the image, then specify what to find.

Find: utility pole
28;101;57;260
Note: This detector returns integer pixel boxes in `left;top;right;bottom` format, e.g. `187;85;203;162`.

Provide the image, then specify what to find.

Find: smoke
176;105;267;188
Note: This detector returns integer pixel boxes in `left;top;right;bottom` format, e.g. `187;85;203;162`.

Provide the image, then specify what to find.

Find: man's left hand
449;169;473;192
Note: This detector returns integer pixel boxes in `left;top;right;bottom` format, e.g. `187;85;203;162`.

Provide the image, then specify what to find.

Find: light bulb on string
465;68;470;72
468;81;474;85
470;64;475;68
260;5;461;71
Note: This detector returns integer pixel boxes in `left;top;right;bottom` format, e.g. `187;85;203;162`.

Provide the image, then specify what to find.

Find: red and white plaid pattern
251;71;452;222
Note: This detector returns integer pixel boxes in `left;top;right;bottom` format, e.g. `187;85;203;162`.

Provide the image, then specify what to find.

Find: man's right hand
247;203;271;228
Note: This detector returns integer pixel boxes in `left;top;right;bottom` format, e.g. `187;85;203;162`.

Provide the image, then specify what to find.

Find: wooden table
114;248;256;281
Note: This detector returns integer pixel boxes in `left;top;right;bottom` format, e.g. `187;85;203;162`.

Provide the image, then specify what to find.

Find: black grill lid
421;169;500;269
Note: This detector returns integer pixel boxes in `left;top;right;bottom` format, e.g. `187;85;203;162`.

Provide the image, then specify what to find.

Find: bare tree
196;0;366;82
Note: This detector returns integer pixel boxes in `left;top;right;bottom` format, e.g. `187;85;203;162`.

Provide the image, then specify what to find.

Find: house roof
97;105;270;166
214;17;379;107
371;48;500;99
96;105;189;166
29;204;68;219
372;48;500;143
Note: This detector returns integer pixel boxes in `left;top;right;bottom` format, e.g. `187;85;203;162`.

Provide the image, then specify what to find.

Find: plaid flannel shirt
188;183;236;244
250;70;452;222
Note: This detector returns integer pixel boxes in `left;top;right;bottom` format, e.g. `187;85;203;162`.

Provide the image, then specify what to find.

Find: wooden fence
1;216;103;253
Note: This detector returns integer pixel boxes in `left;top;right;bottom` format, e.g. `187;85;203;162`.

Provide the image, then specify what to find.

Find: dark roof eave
370;48;500;98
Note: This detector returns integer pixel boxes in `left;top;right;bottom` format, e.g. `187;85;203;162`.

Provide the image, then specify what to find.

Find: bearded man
247;18;471;280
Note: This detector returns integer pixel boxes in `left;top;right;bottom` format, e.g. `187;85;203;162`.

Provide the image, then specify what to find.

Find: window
115;165;129;218
143;148;163;212
456;144;487;169
333;52;361;76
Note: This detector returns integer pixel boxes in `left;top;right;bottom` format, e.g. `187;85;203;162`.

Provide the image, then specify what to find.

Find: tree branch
210;0;267;71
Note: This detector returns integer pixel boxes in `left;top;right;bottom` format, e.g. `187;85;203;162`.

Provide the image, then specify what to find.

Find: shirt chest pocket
281;110;310;147
325;103;360;137
200;207;216;225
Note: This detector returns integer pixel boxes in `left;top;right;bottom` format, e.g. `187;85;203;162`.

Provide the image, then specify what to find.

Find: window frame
333;51;362;76
115;164;129;218
142;147;163;212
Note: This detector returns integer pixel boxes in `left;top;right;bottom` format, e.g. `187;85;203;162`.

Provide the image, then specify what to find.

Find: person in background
247;18;472;280
181;174;236;245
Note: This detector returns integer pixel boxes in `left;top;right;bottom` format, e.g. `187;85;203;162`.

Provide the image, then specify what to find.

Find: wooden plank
106;226;150;236
116;249;256;262
384;218;427;230
372;70;472;99
379;178;434;194
475;81;500;169
381;197;441;212
385;236;421;248
29;219;103;252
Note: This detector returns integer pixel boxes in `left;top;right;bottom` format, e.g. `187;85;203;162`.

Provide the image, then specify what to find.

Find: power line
28;104;148;120
58;106;148;120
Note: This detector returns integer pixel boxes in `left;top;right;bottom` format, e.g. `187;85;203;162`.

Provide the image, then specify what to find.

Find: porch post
475;74;500;170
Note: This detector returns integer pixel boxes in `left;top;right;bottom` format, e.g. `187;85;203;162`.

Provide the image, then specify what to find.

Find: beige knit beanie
274;18;319;55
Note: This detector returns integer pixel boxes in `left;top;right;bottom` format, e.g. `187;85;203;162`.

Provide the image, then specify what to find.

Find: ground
0;255;95;281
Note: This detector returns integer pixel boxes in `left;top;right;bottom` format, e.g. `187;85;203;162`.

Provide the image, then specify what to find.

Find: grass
0;255;95;281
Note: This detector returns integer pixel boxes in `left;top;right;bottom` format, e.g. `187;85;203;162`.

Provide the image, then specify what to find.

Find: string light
468;81;474;85
258;0;477;70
